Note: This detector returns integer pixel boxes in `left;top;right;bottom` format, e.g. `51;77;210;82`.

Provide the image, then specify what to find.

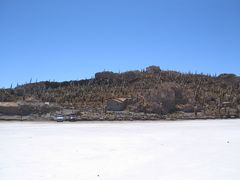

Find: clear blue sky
0;0;240;88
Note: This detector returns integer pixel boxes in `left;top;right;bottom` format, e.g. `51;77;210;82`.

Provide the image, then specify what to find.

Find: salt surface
0;120;240;180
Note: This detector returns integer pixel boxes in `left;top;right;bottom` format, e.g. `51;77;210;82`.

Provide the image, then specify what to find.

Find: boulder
146;66;161;74
95;71;116;80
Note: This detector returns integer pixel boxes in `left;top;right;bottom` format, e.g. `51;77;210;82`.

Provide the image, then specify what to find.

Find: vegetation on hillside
0;66;239;118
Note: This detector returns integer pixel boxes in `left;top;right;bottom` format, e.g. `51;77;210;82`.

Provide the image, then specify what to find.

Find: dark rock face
121;71;142;82
140;83;176;114
218;73;237;79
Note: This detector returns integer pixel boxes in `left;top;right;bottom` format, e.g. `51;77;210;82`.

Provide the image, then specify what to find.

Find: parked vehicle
66;114;77;122
53;115;65;122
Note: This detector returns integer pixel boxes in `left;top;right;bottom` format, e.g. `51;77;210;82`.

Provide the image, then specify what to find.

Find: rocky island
0;66;239;121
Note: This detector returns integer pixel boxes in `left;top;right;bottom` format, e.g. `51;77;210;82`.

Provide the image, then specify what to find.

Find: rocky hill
0;66;240;120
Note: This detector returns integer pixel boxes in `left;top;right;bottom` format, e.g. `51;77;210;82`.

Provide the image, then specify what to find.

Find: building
106;98;130;111
0;102;19;115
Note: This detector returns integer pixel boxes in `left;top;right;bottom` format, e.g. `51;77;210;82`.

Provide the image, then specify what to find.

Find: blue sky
0;0;240;88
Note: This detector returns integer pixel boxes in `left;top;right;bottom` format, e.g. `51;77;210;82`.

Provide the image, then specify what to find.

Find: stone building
0;101;59;116
106;98;129;111
0;102;19;115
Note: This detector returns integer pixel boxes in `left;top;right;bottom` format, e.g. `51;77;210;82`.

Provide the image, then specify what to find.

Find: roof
222;102;231;104
109;98;129;103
